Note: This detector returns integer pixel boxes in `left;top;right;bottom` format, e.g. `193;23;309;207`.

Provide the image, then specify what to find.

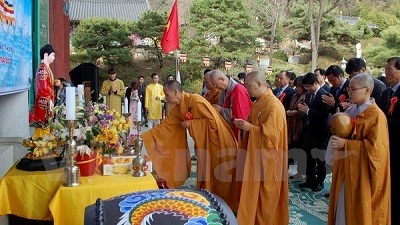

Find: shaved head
203;71;214;90
245;70;268;98
209;70;226;80
164;80;182;92
247;70;267;85
209;70;229;90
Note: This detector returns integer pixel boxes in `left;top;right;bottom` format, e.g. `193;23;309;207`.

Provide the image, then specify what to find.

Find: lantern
225;60;232;70
340;57;347;69
179;53;187;63
246;64;253;73
203;57;210;67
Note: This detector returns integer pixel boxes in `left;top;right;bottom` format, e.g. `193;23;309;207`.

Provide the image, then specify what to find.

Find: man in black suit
276;70;296;110
345;58;386;107
379;56;400;224
314;68;331;92
137;76;147;125
297;72;330;192
322;65;350;114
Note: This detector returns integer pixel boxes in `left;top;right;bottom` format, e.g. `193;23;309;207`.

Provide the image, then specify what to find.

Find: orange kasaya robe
328;103;391;225
142;91;241;211
237;89;289;225
204;88;221;105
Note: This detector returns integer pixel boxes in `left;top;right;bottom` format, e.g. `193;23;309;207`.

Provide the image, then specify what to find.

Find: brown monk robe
142;80;241;211
234;71;289;225
203;71;221;105
328;74;391;225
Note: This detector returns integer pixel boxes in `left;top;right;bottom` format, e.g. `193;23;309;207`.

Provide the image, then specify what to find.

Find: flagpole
175;50;179;81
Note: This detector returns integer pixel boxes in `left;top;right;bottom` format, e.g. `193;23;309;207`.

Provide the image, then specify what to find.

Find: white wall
0;91;31;225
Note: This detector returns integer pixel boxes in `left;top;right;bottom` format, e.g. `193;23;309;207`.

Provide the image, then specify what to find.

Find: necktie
309;93;315;104
276;88;282;97
335;87;341;97
389;88;395;98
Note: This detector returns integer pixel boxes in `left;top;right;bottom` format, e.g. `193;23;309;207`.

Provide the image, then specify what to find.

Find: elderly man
275;70;296;110
328;73;390;225
142;80;241;211
234;70;289;225
379;56;400;224
210;70;251;139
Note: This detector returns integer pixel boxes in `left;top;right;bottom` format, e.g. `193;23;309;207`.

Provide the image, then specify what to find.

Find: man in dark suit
137;76;147;125
345;58;386;107
276;70;296;110
297;72;330;192
322;65;350;114
314;68;331;92
379;56;400;224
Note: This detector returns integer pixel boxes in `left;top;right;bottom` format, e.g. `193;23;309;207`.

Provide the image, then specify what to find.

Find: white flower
77;145;92;156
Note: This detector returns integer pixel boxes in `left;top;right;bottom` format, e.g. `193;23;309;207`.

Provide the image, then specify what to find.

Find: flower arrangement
24;101;132;158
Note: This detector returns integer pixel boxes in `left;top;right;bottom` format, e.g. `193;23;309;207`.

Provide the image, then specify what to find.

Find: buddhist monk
210;70;252;140
234;70;289;225
203;71;221;105
328;73;390;225
142;80;241;211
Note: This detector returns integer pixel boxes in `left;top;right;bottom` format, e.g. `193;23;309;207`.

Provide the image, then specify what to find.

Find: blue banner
0;0;32;95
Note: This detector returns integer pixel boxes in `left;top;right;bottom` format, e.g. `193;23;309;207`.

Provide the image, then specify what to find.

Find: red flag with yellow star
161;0;179;53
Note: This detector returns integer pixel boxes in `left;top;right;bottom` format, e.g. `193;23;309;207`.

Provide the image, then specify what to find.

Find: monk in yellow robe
145;73;165;128
234;70;289;225
328;73;390;225
100;68;125;114
203;71;221;105
142;80;241;211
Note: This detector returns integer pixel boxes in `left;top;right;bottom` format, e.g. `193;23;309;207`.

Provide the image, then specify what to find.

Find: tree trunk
309;0;318;72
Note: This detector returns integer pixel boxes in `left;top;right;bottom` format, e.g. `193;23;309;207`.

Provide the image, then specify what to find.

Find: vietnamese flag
161;0;179;53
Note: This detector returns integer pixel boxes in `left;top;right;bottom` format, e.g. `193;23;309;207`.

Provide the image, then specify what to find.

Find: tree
364;24;400;67
308;0;341;71
249;0;293;66
72;18;135;66
182;0;260;70
134;11;168;69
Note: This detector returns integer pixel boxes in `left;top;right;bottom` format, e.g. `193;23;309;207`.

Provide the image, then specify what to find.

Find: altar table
0;165;158;224
49;172;158;225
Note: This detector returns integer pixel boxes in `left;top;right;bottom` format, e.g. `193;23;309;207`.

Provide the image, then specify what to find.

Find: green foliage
364;24;400;67
133;11;167;62
182;0;260;69
358;2;399;35
273;50;288;62
72;18;136;66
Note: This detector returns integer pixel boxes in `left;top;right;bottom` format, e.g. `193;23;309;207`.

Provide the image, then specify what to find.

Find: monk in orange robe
203;71;221;105
142;80;241;211
328;73;391;225
234;71;289;225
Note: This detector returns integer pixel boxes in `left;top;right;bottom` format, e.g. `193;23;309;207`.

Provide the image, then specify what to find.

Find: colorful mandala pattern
117;190;224;225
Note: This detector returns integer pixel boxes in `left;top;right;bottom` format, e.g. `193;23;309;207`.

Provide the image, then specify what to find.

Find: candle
124;97;129;114
66;87;76;120
137;99;142;121
77;84;84;106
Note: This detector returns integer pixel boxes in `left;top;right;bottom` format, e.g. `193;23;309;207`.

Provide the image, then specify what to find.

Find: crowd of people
29;43;398;224
132;57;398;225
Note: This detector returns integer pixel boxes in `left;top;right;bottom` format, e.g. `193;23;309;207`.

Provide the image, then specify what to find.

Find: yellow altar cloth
0;165;158;224
49;172;158;225
0;165;63;220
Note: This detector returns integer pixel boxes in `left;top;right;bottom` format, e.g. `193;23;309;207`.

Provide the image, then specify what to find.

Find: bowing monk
210;70;252;140
234;70;289;225
328;73;390;225
203;71;221;105
142;80;241;211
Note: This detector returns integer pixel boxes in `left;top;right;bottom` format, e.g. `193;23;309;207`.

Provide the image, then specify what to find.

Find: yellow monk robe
328;103;391;225
142;91;241;211
204;88;221;105
237;89;289;225
145;83;165;119
100;78;125;114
